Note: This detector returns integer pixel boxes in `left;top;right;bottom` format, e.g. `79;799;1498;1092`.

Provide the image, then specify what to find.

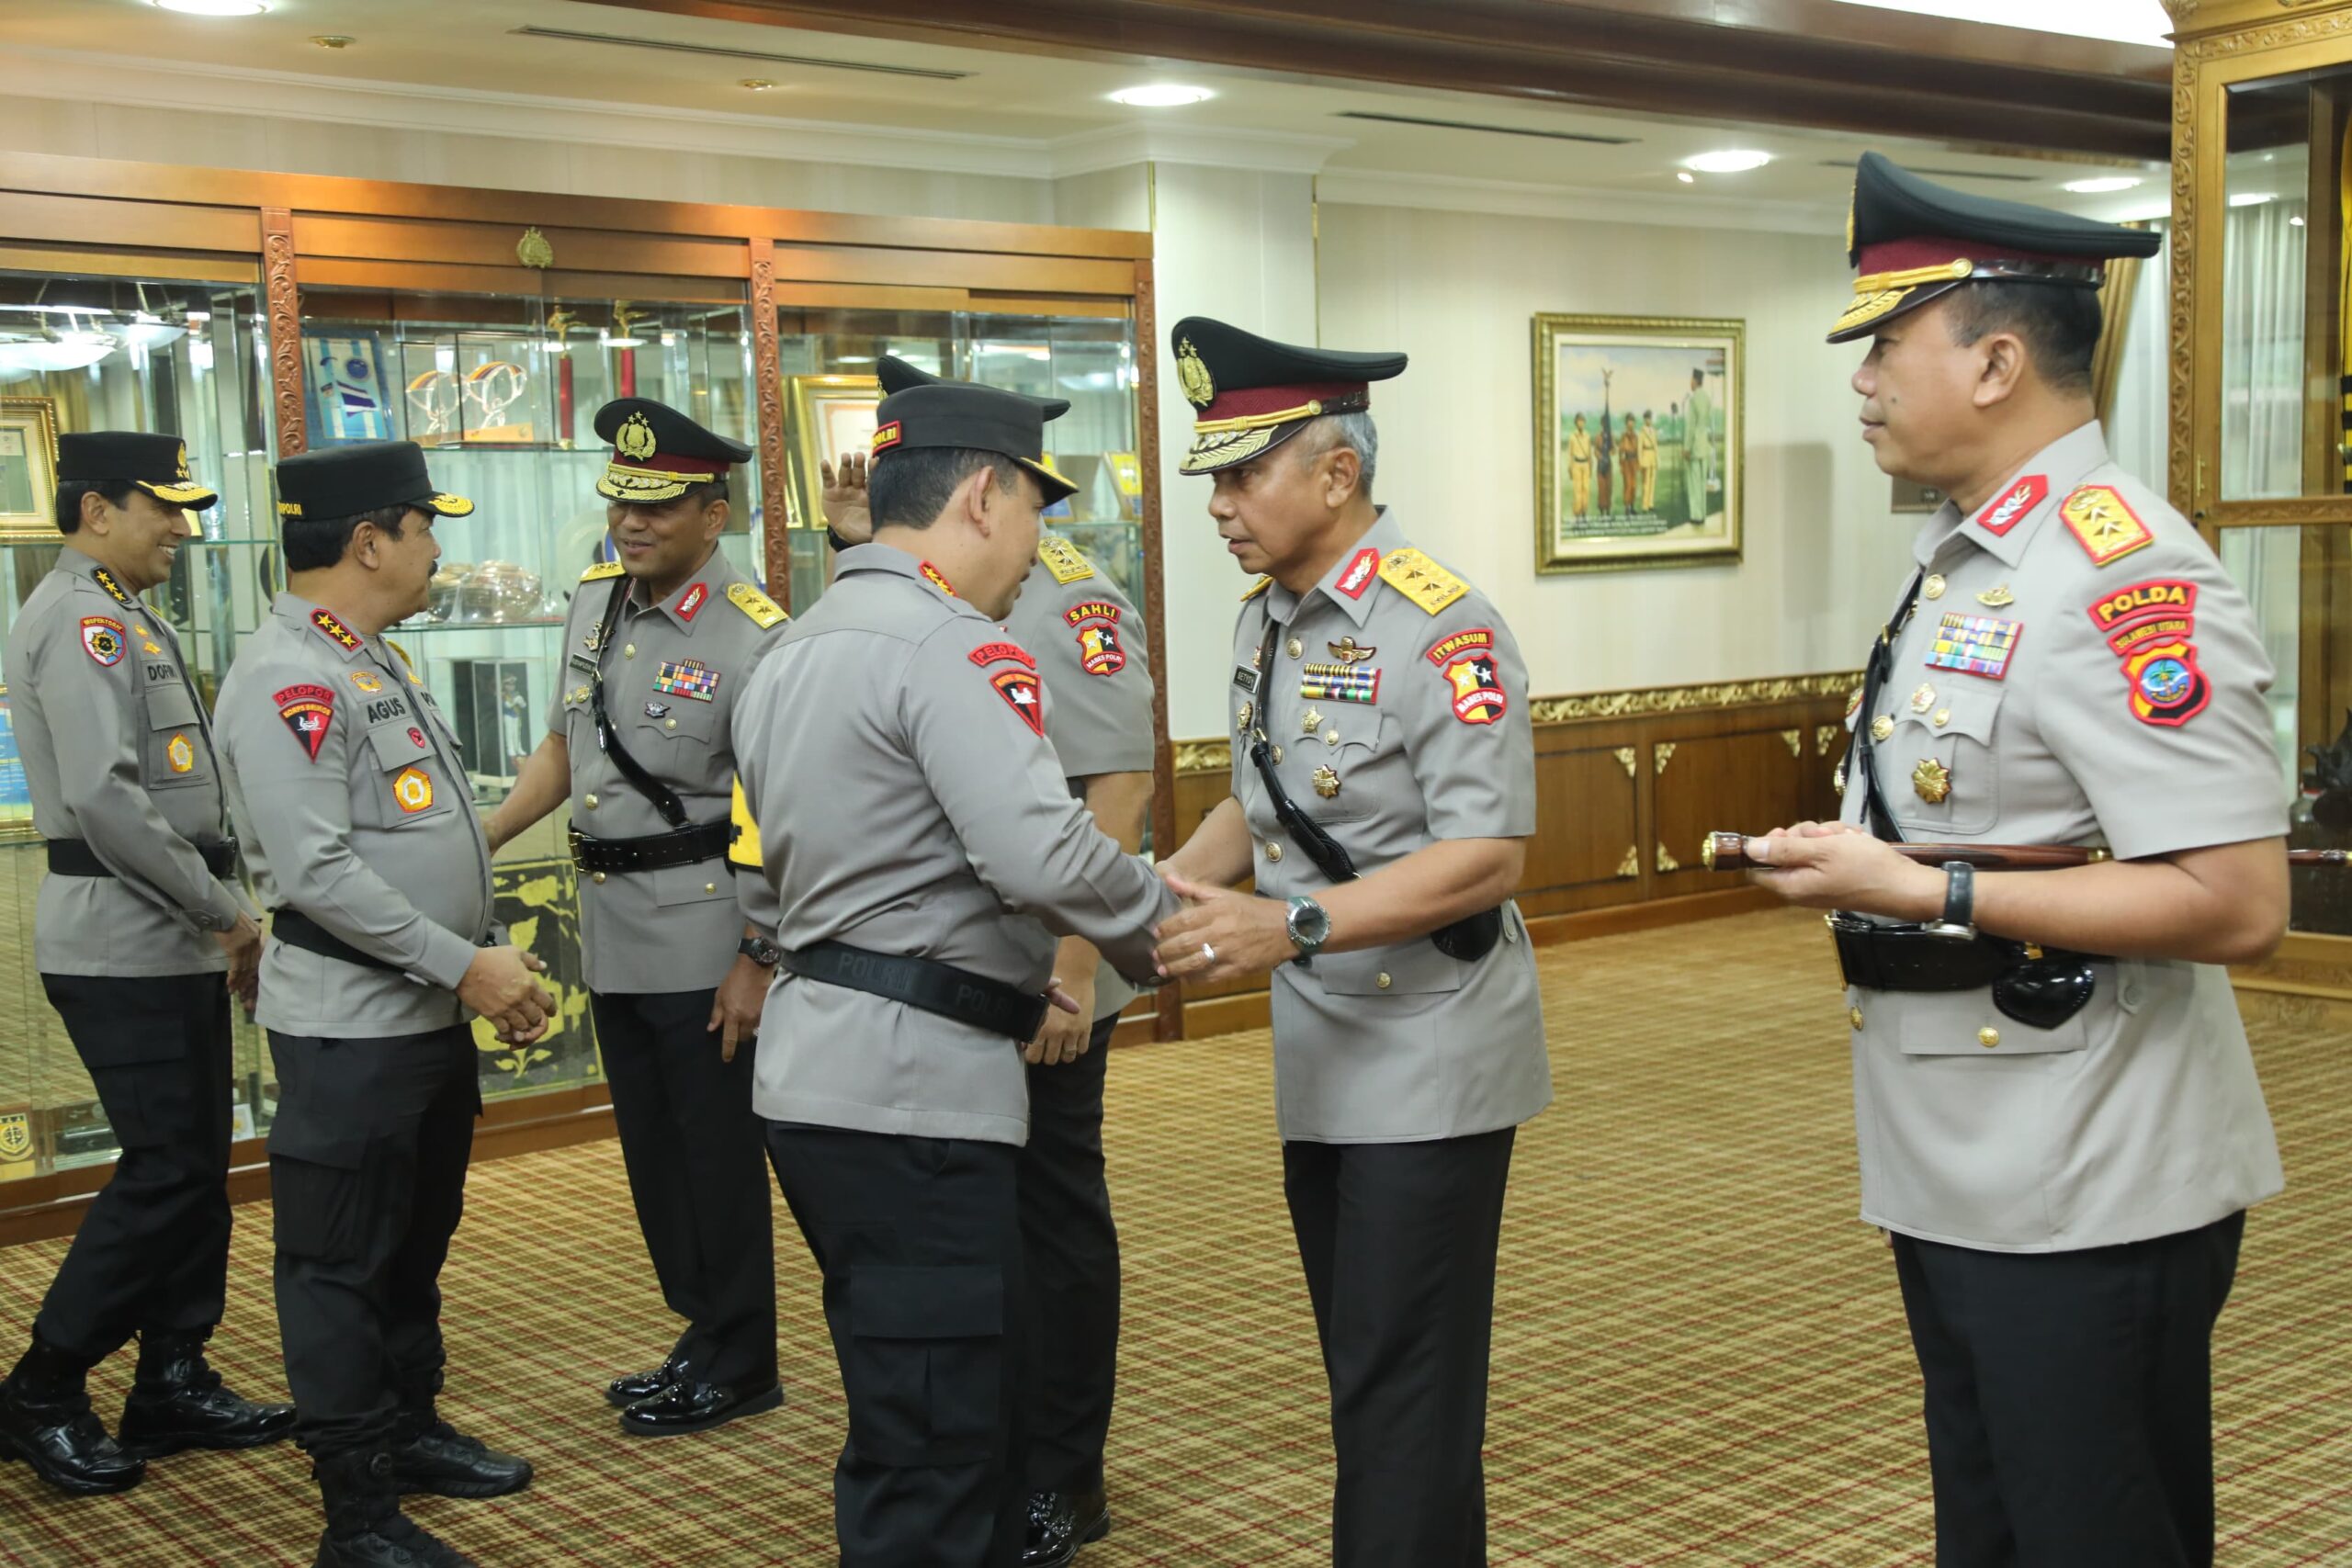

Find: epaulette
2057;484;2154;569
1036;536;1094;585
727;581;787;629
1376;547;1467;615
1240;576;1273;602
581;560;625;582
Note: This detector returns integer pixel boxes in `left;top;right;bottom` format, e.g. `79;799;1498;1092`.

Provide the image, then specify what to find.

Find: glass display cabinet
2169;0;2352;980
0;260;275;1189
0;152;1161;1235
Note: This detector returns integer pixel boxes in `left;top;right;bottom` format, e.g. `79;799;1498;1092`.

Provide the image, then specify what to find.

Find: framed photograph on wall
0;396;61;543
786;373;880;532
1532;314;1743;574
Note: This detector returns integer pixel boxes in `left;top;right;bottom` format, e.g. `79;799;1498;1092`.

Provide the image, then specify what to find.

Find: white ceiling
6;0;2178;224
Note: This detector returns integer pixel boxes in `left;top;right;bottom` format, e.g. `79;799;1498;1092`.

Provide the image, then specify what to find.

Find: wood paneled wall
1165;672;1856;1032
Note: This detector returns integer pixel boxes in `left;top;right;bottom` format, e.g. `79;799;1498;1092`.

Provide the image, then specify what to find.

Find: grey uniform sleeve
1034;577;1156;780
2036;547;2288;861
1400;601;1538;840
220;658;480;989
730;617;790;940
32;613;242;931
902;625;1178;979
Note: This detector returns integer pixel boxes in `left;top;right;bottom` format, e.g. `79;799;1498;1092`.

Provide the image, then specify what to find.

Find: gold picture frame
786;373;880;532
0;396;62;543
1532;314;1744;574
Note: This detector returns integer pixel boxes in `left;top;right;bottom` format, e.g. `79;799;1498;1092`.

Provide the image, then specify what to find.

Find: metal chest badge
1923;612;2023;681
653;659;720;702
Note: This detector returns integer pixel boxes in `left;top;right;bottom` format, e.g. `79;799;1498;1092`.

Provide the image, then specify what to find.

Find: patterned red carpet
2;908;2346;1565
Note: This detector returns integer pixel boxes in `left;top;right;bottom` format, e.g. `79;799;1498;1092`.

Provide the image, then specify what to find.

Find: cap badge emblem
1174;337;1216;409
616;412;658;463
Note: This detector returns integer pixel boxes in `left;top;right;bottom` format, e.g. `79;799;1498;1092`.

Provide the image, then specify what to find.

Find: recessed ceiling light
2063;176;2141;194
1681;150;1772;175
2228;192;2275;208
1109;85;1215;108
2290;215;2307;228
1675;171;1695;185
153;0;268;15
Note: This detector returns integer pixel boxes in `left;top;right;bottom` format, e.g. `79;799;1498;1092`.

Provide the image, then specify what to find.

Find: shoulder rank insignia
1378;547;1468;615
581;559;626;582
310;607;362;654
1037;536;1094;585
2059;484;2154;568
90;566;134;606
1240;575;1272;602
726;581;787;629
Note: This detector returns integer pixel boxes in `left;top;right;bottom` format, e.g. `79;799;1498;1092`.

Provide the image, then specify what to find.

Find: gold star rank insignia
2059;484;2154;568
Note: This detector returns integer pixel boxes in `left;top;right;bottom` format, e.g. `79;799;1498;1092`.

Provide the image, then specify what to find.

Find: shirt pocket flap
1898;1003;2085;1057
1311;939;1467;998
145;682;198;731
1895;680;2003;745
366;720;435;770
652;860;734;908
636;696;721;743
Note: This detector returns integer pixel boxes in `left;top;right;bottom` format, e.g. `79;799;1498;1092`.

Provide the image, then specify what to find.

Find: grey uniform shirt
1838;420;2285;1252
1232;508;1553;1144
549;552;787;995
1002;536;1157;1022
733;544;1179;1146
218;592;496;1038
6;546;245;976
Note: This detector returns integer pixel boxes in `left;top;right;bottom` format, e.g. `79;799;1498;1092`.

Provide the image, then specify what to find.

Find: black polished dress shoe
385;1414;533;1499
0;1338;144;1495
1021;1486;1111;1568
118;1331;296;1457
617;1377;783;1438
604;1354;688;1410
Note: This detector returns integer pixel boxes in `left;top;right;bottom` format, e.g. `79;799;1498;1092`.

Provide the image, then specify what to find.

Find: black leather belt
269;908;399;973
785;941;1048;1042
569;819;730;874
48;838;238;880
1829;913;2098;1029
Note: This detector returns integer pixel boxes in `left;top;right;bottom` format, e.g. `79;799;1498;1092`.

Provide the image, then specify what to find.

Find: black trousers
1017;1012;1121;1496
34;973;236;1363
1283;1127;1517;1568
268;1025;479;1457
592;988;775;1387
771;1122;1029;1568
1893;1212;2247;1568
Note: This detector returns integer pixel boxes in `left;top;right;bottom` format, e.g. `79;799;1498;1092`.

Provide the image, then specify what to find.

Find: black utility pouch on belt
1244;615;1502;964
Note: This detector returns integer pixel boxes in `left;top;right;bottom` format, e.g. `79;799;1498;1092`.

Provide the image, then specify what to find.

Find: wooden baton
1701;832;2351;872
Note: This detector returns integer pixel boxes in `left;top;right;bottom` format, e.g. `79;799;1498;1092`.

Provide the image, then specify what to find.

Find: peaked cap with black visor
868;373;1079;506
1170;317;1406;475
275;440;473;522
594;397;753;504
60;432;219;512
1827;151;2162;344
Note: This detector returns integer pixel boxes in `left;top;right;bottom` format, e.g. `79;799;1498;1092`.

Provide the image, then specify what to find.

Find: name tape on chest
653;659;719;702
1063;601;1126;677
274;683;335;761
79;615;126;667
1426;626;1506;725
1922;613;2022;681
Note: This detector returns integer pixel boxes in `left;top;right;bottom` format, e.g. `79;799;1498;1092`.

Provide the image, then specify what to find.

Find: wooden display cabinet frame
0;152;1170;1242
2166;0;2352;1009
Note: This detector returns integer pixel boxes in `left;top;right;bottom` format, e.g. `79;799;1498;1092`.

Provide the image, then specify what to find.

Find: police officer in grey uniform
1150;319;1551;1567
0;434;293;1496
217;442;553;1568
736;379;1177;1568
1747;153;2287;1568
822;357;1155;1566
485;398;788;1437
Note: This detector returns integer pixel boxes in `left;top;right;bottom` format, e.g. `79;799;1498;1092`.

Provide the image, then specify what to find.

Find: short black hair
54;479;139;535
1943;281;2104;394
283;502;415;573
868;446;1023;531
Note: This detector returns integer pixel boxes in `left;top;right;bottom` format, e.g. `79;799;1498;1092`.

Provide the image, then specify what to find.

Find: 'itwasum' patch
1427;627;1506;725
1922;613;2022;680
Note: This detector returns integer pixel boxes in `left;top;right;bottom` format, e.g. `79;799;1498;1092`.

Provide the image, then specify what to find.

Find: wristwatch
1924;861;1976;941
1285;897;1332;966
738;934;783;968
